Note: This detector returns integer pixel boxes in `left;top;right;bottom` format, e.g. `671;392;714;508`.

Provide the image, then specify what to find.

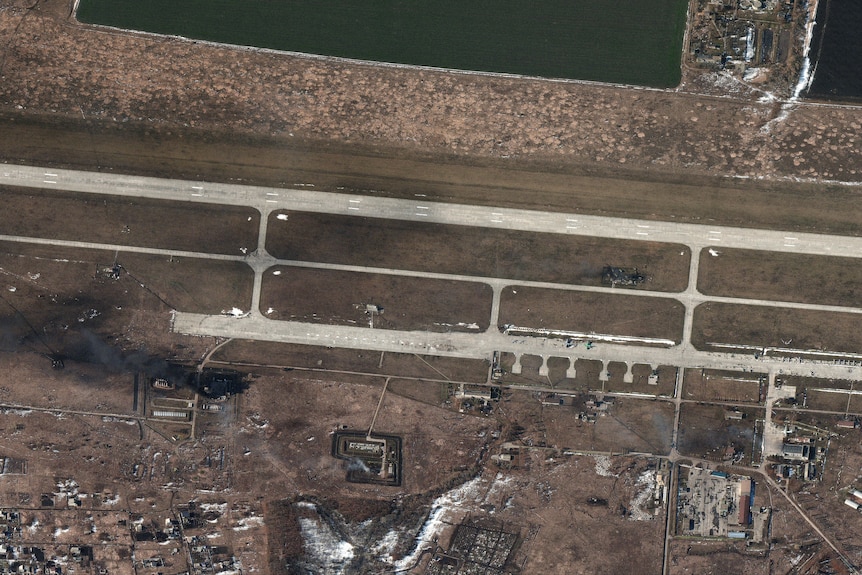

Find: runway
4;163;862;257
4;162;862;382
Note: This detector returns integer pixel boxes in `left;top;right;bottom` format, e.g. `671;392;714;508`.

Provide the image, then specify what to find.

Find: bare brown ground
605;364;677;397
692;302;862;354
267;211;691;290
793;420;862;566
667;539;769;575
487;456;665;575
0;186;259;255
236;371;492;497
500;286;686;343
682;369;765;404
676;404;763;461
502;388;675;454
259;266;492;332
497;352;595;389
698;248;862;306
0;241;213;365
781;374;858;391
0;2;861;236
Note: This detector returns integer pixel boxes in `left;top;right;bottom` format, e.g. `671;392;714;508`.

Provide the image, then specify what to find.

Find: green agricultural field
77;0;688;88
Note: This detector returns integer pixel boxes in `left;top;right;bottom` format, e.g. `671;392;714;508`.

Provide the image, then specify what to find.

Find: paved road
4;163;862;257
171;311;862;381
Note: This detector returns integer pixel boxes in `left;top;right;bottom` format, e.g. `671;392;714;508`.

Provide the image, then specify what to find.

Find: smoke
347;458;371;474
66;329;175;377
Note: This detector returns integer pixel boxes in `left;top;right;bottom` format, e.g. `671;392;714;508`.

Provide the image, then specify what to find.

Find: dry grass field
682;368;765;404
698;248;862;306
259;265;492;332
0;186;259;255
692;302;862;354
267;211;691;291
499;286;685;343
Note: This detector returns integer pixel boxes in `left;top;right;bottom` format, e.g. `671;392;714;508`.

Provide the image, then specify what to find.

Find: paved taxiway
4;162;862;382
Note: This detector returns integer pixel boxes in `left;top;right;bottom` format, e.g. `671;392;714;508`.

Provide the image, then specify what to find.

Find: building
781;443;810;462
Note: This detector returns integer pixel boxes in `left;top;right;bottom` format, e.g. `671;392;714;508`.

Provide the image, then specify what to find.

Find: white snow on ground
53;527;70;537
628;469;657;521
708;249;720;257
276;214;289;220
28;520;39;534
594;455;618;477
297;517;355;574
233;515;264;531
433;322;481;330
6;286;15;292
198;502;228;513
265;308;275;315
743;67;761;81
394;476;484;571
272;270;282;275
792;0;820;99
101;494;120;505
744;27;755;61
222;308;248;318
371;529;400;563
503;325;675;347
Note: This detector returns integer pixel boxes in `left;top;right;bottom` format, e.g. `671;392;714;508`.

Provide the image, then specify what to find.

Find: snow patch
594;456;618;477
198;502;227;513
395;476;484;570
371;529;400;562
297;516;355;574
272;270;282;276
276;214;289;221
628;469;657;521
222;308;248;318
708;249;720;257
233;515;264;531
265;307;275;315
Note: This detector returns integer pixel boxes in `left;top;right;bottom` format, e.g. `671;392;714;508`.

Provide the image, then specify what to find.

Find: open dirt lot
267;211;691;290
500;388;674;455
259;265;492;332
466;456;666;574
605;364;677;397
788;416;862;566
498;353;602;390
698;248;862;306
692;302;862;354
0;241;215;365
0;186;259;255
676;403;763;463
682;368;765;404
500;286;685;343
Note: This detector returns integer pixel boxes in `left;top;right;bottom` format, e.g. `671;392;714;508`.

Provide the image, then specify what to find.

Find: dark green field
76;0;688;87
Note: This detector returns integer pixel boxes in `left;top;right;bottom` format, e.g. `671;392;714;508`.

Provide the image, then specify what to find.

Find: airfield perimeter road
3;162;862;385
